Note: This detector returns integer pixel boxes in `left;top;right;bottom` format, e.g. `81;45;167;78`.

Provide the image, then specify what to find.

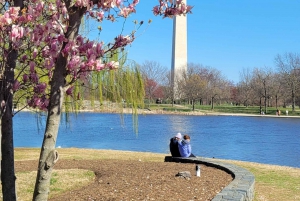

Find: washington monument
171;0;187;99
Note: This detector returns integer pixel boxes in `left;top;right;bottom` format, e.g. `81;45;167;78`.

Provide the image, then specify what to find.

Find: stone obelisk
171;0;187;100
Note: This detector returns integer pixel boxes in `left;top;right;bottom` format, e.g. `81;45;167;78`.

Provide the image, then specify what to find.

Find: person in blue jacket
178;134;196;157
169;133;182;157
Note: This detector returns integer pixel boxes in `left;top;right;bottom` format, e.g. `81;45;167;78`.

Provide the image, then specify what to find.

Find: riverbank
90;108;300;119
10;148;300;201
20;101;300;118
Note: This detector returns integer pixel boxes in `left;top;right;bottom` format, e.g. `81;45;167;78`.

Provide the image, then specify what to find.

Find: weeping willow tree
63;48;145;114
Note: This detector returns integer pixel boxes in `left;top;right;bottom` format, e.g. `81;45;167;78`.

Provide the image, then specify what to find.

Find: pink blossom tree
0;0;192;200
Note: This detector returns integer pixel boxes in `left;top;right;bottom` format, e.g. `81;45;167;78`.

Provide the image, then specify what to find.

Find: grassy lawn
216;159;300;201
14;169;94;200
5;148;300;201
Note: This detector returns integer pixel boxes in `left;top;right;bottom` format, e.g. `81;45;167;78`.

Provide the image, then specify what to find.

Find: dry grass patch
1;169;94;201
15;148;166;162
14;148;41;160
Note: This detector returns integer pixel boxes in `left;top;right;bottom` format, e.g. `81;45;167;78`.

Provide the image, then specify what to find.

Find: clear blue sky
88;1;300;84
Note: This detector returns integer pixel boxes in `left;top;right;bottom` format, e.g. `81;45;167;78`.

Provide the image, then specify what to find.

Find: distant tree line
138;52;300;114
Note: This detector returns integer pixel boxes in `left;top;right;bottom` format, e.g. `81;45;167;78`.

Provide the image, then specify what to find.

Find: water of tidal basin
14;112;300;168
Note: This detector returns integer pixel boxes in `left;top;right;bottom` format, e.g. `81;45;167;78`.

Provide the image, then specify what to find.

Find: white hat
175;133;182;139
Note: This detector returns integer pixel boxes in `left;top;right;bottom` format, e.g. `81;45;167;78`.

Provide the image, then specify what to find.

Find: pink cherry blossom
33;48;38;59
66;86;74;96
29;73;39;83
67;55;80;71
10;25;24;43
12;80;21;92
21;55;28;62
8;7;20;20
34;83;47;94
29;61;36;73
95;60;105;71
23;74;29;83
45;58;55;70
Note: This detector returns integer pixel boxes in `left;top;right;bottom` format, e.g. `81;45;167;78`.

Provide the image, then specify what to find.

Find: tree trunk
0;112;1;180
292;87;295;112
32;85;63;200
32;6;85;201
264;90;267;114
1;46;18;201
1;57;16;200
192;99;195;111
259;97;262;113
1;0;24;199
0;81;2;185
1;104;16;201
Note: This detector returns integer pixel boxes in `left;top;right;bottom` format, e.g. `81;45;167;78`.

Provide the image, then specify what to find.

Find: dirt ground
16;159;233;201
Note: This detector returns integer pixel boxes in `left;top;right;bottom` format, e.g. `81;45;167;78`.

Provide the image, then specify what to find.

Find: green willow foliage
63;63;145;113
64;63;145;134
62;62;144;134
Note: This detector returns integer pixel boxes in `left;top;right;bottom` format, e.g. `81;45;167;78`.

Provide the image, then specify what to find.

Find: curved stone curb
165;156;255;201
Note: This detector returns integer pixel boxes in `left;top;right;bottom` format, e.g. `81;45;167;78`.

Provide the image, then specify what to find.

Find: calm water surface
14;112;300;168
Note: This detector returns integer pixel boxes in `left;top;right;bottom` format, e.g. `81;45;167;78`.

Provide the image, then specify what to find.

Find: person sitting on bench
169;133;182;157
178;134;196;157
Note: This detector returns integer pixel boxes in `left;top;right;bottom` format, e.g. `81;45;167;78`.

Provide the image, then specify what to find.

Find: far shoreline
20;107;300;118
